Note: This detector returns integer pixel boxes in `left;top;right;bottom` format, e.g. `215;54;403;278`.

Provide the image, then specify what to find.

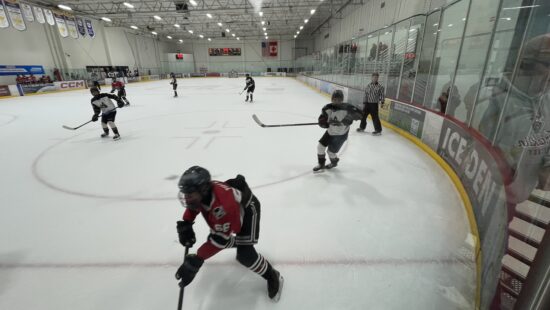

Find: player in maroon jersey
110;80;130;106
174;166;284;302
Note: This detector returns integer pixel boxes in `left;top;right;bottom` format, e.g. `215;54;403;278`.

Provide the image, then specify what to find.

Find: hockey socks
313;155;326;172
101;127;109;138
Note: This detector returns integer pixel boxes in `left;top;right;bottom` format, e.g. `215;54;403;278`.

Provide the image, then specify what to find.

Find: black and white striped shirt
364;82;385;103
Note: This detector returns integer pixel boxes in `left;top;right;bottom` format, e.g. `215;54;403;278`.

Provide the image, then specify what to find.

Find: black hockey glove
91;114;99;122
175;254;204;287
177;221;196;247
117;100;125;108
318;115;329;128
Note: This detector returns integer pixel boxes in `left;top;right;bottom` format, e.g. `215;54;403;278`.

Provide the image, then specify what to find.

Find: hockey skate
113;134;121;140
267;269;284;302
372;131;382;136
100;133;109;138
356;128;365;132
326;158;339;169
313;163;325;172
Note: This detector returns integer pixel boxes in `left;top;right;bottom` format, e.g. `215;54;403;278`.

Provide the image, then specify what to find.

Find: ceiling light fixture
179;39;183;43
167;36;172;39
259;11;263;17
261;21;265;25
294;35;297;38
264;32;267;35
237;37;240;40
174;24;180;28
153;15;162;20
199;34;204;38
130;25;138;29
206;13;212;18
300;26;303;30
232;33;235;37
208;38;212;41
101;17;112;22
189;0;198;6
304;19;308;23
188;30;193;34
217;22;223;26
123;2;134;9
265;36;268;39
57;4;72;11
151;31;157;35
310;9;316;15
262;27;266;31
226;29;230;32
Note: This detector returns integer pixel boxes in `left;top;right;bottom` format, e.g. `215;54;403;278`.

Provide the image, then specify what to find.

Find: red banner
269;41;278;57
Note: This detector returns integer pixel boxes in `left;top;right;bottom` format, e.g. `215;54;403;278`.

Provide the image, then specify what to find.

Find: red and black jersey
111;81;125;90
182;181;244;260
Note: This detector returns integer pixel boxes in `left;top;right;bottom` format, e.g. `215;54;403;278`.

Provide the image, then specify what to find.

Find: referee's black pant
359;102;382;132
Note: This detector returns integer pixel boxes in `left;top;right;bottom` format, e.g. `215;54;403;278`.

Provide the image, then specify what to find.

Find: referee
357;72;385;135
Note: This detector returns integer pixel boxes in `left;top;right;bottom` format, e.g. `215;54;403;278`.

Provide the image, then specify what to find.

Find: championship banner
65;14;78;39
53;11;67;37
20;2;33;22
85;19;94;37
43;8;54;25
269;41;278;57
76;17;85;36
0;65;45;75
0;2;9;28
33;6;44;24
4;0;26;31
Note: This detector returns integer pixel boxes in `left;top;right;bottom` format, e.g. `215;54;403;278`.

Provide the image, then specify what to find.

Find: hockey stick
252;114;318;128
62;108;119;130
177;246;190;310
239;89;245;95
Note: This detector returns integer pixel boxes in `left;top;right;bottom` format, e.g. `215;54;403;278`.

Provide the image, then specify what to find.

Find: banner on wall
33;5;44;24
65;14;78;39
4;0;26;31
269;41;278;57
0;65;45;76
43;8;54;25
20;83;56;94
0;2;9;28
76;17;85;36
53;10;67;37
20;2;32;22
85;19;94;37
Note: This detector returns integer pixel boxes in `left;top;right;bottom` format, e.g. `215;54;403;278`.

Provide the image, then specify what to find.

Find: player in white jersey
90;87;124;140
314;90;362;171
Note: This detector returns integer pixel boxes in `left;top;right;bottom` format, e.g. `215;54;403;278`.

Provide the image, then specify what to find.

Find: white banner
33;6;44;24
20;2;32;22
65;15;78;39
43;8;54;25
4;0;26;31
0;2;9;28
53;11;67;37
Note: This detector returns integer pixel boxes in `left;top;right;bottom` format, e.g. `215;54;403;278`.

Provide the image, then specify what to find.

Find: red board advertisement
0;85;11;97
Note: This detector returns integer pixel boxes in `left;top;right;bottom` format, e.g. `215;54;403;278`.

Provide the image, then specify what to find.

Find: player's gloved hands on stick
177;221;196;247
91;114;99;122
117;100;125;108
175;254;204;287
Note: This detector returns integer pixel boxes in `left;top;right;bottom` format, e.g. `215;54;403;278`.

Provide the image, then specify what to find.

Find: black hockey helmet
90;87;100;95
332;89;344;101
178;166;211;195
245;73;250;77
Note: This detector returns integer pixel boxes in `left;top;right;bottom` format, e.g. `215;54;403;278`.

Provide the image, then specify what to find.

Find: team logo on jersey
213;206;226;219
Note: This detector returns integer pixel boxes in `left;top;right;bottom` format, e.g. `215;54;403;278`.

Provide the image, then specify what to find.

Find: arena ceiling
32;0;359;40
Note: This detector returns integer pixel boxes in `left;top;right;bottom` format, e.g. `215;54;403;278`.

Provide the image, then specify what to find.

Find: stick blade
251;114;266;127
62;125;77;130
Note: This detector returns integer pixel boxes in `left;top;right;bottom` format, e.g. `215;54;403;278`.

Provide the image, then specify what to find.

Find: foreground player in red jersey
174;166;284;302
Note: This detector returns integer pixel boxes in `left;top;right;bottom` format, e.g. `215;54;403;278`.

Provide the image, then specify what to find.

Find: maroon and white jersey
183;181;244;259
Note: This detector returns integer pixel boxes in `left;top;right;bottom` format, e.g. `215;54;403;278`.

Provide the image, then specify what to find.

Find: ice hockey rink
0;77;475;309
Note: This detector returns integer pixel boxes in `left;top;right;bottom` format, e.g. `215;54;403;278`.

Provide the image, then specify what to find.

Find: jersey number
214;223;230;233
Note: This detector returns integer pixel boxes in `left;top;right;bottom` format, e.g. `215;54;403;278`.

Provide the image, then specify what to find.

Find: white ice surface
0;78;475;310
